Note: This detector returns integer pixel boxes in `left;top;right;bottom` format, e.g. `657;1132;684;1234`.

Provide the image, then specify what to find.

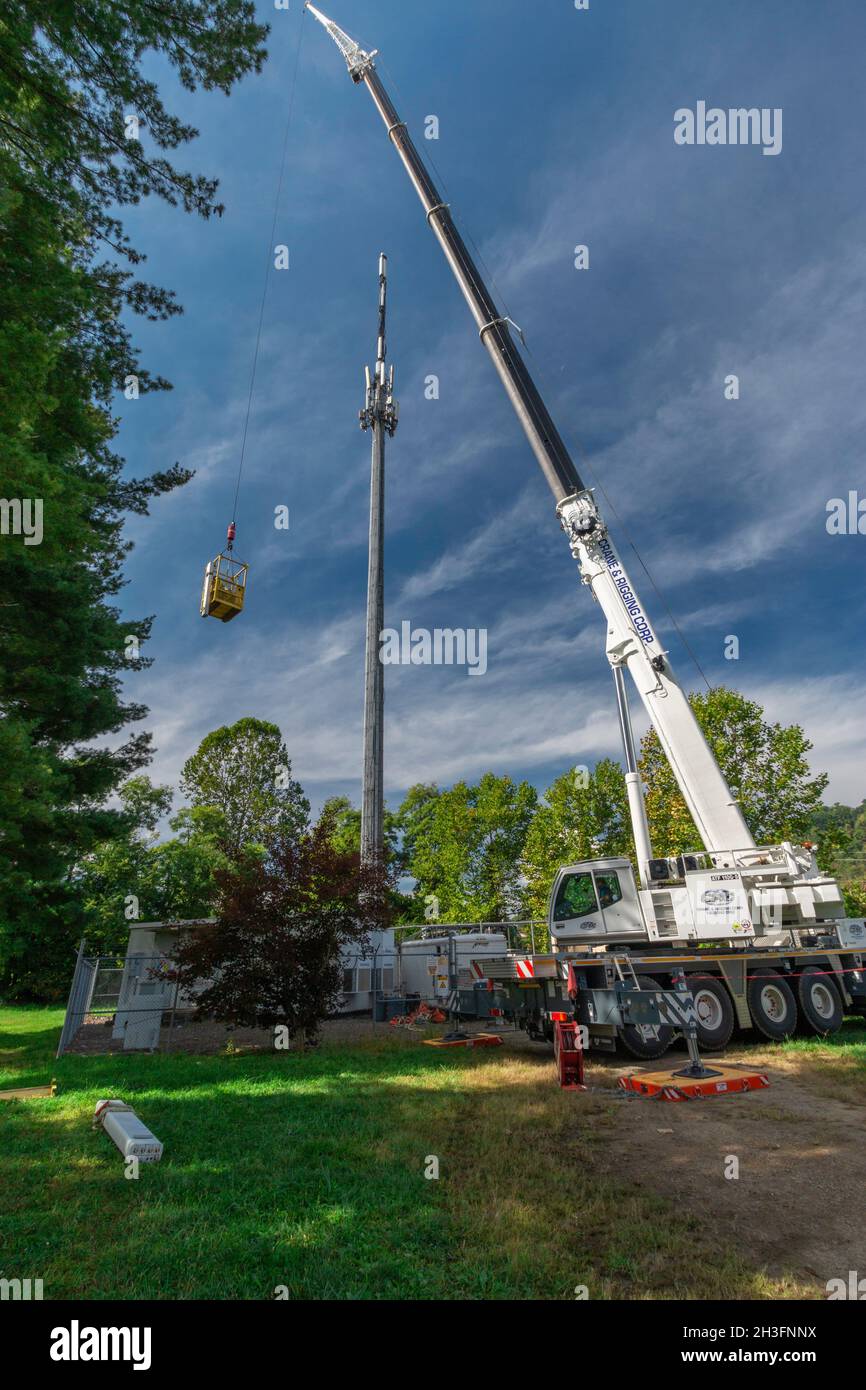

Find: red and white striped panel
469;960;486;981
515;959;535;980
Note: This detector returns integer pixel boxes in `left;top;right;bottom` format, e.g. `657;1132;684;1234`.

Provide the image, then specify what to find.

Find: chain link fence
56;947;185;1057
55;922;543;1055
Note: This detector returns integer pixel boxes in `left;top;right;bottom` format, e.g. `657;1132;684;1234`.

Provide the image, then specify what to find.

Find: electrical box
94;1100;163;1163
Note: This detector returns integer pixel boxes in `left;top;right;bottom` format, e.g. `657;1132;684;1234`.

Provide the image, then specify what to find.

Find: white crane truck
308;6;866;1061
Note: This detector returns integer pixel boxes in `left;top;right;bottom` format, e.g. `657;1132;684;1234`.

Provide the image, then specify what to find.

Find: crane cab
549;859;646;945
200;552;248;622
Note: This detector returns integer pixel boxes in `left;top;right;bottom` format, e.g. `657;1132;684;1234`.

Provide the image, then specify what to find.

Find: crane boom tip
305;3;376;78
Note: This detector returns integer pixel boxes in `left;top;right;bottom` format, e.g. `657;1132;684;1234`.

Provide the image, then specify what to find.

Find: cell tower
359;253;398;866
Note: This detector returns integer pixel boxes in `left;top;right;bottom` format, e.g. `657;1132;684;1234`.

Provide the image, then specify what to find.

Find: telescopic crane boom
306;4;755;875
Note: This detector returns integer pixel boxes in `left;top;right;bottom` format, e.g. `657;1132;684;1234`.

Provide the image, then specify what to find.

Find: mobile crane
307;6;866;1064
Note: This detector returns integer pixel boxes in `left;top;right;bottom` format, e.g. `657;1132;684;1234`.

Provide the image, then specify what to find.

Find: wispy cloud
397;487;543;602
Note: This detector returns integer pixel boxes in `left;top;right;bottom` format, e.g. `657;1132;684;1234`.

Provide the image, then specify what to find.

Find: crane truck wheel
796;966;843;1036
618;975;675;1060
746;968;797;1040
686;976;735;1051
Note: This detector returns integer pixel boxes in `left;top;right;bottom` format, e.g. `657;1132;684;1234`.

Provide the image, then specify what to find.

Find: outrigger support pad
617;971;771;1101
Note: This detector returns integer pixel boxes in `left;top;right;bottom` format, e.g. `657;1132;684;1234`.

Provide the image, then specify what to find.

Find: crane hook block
226;521;236;549
200;549;249;622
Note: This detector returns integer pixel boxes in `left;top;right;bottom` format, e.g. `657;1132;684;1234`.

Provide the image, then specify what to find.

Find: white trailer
398;931;508;1009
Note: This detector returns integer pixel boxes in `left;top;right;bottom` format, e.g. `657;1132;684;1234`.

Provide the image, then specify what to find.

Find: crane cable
378;54;712;693
228;8;308;546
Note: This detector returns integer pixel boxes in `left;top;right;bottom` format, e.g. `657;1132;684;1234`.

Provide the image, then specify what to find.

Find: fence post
55;938;90;1059
165;974;180;1053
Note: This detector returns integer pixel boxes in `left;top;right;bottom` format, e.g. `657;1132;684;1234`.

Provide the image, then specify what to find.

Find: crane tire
687;975;735;1051
796;966;843;1037
747;968;797;1041
618;975;675;1060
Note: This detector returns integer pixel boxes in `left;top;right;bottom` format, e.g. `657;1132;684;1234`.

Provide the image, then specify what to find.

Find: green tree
808;799;866;913
0;2;268;996
842;879;866;917
0;202;189;994
1;3;267;244
809;800;866;869
315;797;419;926
143;808;228;924
173;823;391;1042
78;783;228;953
520;759;633;933
398;773;537;924
315;795;403;864
180;718;310;857
640;687;828;855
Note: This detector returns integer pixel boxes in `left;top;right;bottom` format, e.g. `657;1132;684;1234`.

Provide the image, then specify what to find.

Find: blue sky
115;0;866;823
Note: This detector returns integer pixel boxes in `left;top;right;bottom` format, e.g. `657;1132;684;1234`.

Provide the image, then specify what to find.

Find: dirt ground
587;1039;866;1291
66;1012;436;1054
67;1012;866;1291
491;1026;866;1289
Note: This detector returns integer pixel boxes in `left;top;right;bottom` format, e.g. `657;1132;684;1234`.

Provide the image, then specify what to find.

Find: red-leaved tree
173;815;392;1042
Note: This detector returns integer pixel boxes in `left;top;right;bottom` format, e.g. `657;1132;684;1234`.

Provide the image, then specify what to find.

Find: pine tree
0;2;268;996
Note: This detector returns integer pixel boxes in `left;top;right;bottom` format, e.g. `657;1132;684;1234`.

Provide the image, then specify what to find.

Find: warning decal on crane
654;991;699;1030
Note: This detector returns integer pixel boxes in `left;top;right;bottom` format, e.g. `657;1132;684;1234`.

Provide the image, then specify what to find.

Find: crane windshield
553;872;598;921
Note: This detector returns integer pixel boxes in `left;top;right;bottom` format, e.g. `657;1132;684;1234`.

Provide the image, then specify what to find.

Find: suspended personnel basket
200;550;248;623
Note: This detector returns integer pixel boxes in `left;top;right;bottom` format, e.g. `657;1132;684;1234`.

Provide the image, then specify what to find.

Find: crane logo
597;537;655;645
702;888;735;908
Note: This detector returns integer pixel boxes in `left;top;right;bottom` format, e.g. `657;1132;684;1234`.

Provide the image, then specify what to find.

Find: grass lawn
760;1020;866;1103
2;1005;860;1301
